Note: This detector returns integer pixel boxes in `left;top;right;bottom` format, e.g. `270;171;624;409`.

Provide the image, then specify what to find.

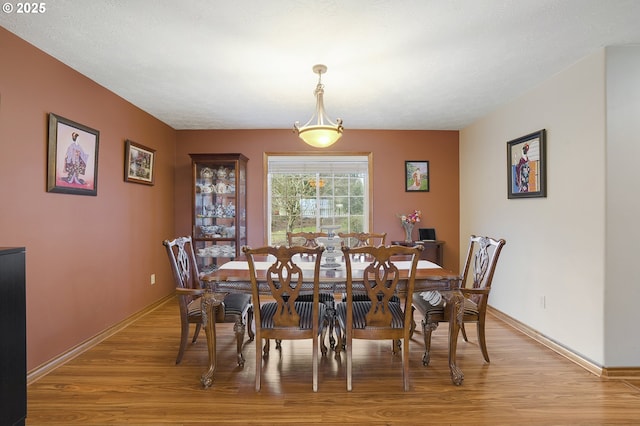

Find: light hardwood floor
27;298;640;425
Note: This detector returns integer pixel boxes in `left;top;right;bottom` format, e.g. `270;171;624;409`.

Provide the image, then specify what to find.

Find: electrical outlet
150;273;156;285
540;295;546;309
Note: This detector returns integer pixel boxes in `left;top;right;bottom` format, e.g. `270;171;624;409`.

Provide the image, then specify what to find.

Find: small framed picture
405;160;429;192
124;139;156;186
507;129;547;199
47;113;100;196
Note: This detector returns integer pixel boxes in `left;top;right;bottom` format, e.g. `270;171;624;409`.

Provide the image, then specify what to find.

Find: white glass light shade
297;125;343;148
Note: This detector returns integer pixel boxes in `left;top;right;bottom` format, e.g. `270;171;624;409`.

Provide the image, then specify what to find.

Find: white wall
460;50;607;365
605;46;640;366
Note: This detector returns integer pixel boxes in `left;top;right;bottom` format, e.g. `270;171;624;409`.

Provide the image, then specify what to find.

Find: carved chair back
286;231;329;248
338;232;387;248
460;235;506;309
163;236;201;304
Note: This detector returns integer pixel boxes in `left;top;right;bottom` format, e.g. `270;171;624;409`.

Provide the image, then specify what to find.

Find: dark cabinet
0;247;26;426
392;240;445;266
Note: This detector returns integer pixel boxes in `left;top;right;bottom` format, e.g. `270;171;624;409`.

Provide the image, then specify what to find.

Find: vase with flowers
398;209;422;242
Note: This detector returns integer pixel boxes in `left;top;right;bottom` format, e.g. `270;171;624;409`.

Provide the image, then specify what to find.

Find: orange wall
175;130;460;270
0;28;177;371
1;26;460;373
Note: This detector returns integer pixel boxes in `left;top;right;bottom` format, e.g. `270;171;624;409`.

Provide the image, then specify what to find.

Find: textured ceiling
2;0;640;130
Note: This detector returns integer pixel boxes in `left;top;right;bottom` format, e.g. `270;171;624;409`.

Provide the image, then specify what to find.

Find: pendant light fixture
294;64;344;148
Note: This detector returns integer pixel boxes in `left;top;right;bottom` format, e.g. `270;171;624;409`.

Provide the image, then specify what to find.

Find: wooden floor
27;299;640;425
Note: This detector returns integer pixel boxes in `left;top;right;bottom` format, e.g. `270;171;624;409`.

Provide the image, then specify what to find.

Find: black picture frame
507;129;547;199
405;160;429;192
124;139;156;186
47;113;100;196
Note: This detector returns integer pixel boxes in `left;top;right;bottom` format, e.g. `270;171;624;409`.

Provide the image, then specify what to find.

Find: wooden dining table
199;255;465;388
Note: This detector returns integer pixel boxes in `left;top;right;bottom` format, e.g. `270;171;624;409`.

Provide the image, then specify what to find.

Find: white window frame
264;152;373;245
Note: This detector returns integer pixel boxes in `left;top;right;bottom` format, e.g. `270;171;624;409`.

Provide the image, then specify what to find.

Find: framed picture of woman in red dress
405;160;429;192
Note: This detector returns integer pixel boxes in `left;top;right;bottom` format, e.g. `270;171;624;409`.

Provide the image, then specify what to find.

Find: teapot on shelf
200;167;214;179
216;166;228;179
214;181;228;194
197;183;214;194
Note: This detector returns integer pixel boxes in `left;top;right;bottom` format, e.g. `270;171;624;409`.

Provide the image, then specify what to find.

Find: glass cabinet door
190;153;248;274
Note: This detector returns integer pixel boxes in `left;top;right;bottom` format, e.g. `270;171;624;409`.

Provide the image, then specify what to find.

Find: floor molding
602;367;640;379
488;306;640;380
27;295;174;385
487;306;603;375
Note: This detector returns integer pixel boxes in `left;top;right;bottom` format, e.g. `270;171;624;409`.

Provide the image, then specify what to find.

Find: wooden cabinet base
392;240;444;266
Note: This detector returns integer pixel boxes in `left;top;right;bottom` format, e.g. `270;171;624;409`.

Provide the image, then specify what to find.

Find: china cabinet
190;153;248;274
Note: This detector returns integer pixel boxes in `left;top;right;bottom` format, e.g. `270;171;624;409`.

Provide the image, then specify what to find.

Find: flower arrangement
398;209;422;242
399;209;422;224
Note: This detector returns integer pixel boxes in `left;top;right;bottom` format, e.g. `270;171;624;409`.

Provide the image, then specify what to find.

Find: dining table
199;254;465;388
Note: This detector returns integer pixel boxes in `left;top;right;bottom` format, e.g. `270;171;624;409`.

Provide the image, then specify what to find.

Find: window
266;153;372;245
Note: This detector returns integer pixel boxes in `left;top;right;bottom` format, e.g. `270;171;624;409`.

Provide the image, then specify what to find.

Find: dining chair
336;244;422;391
286;231;328;247
285;231;336;350
243;245;326;392
333;232;392;354
163;236;253;366
337;231;387;248
411;235;506;366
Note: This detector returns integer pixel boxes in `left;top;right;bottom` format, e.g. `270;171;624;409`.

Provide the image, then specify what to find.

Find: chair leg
325;302;336;349
255;337;262;391
392;339;401;355
334;316;343;356
460;322;469;342
313;335;319;392
233;318;246;367
320;320;328;356
421;318;438;366
403;335;410;391
192;323;202;343
263;338;270;357
409;306;416;338
246;306;255;342
477;320;490;363
346;333;353;391
175;321;190;365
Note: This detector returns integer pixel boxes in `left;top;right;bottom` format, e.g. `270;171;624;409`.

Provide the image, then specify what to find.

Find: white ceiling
2;0;640;130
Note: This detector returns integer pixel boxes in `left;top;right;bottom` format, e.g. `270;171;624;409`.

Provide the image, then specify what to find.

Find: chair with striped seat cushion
285;231;335;351
163;236;253;366
411;235;506;366
336;244;422;391
334;292;401;354
243;244;327;392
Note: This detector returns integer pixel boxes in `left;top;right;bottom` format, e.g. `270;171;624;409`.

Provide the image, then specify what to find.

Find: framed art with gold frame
124;139;156;186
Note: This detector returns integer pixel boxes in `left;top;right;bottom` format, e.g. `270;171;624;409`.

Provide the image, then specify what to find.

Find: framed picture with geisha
405;160;429;192
507;129;547;199
47;113;100;196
